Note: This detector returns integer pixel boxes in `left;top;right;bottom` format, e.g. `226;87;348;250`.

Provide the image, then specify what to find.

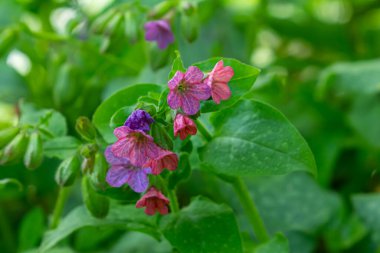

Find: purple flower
105;146;151;193
144;20;174;49
124;109;154;132
167;66;211;115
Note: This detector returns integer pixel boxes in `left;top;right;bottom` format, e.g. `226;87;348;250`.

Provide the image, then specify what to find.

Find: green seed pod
24;131;43;170
149;1;176;19
55;156;80;187
124;11;138;43
0;132;28;165
151;122;173;150
53;64;78;108
0;127;19;148
0;27;19;58
82;176;109;218
149;44;171;70
75;116;97;142
90;152;108;191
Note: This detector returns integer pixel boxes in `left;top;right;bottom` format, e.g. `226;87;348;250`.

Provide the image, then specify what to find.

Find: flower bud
24;131;43;170
89;152;108;191
91;9;115;34
151;123;173;150
55;156;80;187
149;44;171;70
124;11;138;43
0;132;28;165
0;27;19;58
0;127;19;149
149;1;176;19
82;176;109;218
53;64;79;108
75;116;97;142
180;4;199;43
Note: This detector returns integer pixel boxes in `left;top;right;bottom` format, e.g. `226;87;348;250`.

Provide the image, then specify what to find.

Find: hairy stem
232;177;269;242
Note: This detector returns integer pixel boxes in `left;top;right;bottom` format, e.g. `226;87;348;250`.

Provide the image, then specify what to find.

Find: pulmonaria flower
168;66;211;115
105;146;151;193
144;149;178;175
112;126;159;167
144;20;174;49
174;114;197;140
136;187;170;215
124;109;154;133
204;60;234;104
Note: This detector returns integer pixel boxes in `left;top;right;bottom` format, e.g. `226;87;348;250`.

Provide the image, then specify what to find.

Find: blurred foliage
1;0;380;252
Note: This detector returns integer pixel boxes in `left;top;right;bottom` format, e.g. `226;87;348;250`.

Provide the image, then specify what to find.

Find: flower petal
126;168;150;193
187;82;211;100
167;90;182;110
168;71;184;89
184;66;204;84
181;95;200;115
106;165;131;187
212;60;234;83
114;126;132;139
212;82;232;104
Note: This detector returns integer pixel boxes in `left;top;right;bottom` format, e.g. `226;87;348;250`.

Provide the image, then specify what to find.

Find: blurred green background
1;0;380;252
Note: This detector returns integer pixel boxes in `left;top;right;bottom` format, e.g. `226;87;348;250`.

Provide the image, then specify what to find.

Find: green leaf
0;61;27;103
254;234;289;253
168;50;185;80
19;103;67;137
93;84;162;143
352;193;380;244
194;57;260;113
317;59;380;99
44;136;81;159
199;100;317;177
161;197;243;253
18;207;45;251
40;204;159;252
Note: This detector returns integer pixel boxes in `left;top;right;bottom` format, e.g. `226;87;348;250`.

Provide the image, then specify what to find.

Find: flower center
177;81;187;93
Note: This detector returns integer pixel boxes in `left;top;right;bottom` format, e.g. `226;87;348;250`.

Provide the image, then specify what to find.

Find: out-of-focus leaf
93;84;162;143
40;204;159;252
110;232;172;253
18;207;45;251
161;197;243;253
254;233;289;253
199;100;317;177
44;137;81;159
0;178;23;191
0;61;27;102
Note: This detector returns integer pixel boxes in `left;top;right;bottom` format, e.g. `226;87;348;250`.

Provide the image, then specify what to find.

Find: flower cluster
169;60;234;139
104;61;233;216
105;109;178;215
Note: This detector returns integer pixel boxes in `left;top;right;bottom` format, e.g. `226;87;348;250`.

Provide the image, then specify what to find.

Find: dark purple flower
105;146;151;193
124;109;154;132
167;66;211;115
144;20;174;49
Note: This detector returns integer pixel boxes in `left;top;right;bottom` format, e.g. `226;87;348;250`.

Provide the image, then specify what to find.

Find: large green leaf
93;84;162;143
254;234;289;253
43;136;81;160
161;197;243;253
40;204;158;252
199;99;317;177
352;193;380;244
194;57;260;113
18;207;45;251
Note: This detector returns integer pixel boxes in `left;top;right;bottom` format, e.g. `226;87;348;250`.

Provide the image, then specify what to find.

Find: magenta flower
204;60;234;104
174;113;197;140
112;126;159;167
124;109;154;133
167;66;211;115
136;187;170;215
144;20;174;49
105;146;151;193
144;149;178;175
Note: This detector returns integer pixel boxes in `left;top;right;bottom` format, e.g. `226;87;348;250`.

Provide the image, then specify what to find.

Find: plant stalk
50;186;71;229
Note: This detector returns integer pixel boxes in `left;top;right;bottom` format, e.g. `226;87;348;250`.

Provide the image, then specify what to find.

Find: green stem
195;119;212;142
232;177;269;242
167;188;180;214
50;186;71;229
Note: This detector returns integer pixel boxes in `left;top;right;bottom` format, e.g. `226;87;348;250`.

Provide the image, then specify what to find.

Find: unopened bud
0;127;19;148
0;132;28;165
24;131;43;170
149;1;176;19
151;123;173;150
82;176;109;218
89;152;108;191
75;116;97;142
0;27;19;57
55;156;80;187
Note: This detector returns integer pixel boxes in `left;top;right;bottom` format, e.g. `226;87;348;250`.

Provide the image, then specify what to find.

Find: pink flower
204;60;234;104
174;114;197;140
136;187;170;215
112;126;159;167
167;66;211;115
144;149;178;175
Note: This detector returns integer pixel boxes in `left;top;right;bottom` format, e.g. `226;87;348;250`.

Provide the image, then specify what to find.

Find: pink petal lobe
184;66;204;84
212;82;232;104
181;95;200;115
167;90;182;110
168;71;185;89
